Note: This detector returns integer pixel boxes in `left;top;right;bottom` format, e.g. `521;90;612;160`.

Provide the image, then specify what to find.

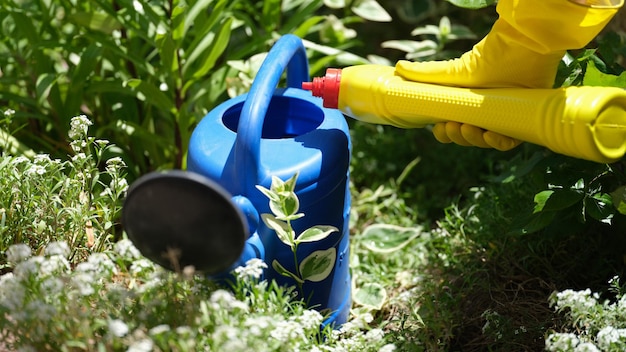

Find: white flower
68;115;93;140
4;109;15;117
210;289;248;311
130;258;155;277
270;319;305;342
71;272;96;296
574;342;601;352
244;315;273;337
105;157;126;173
596;326;626;350
546;333;580;351
13;256;44;280
114;238;141;260
94;139;110;148
108;318;129;337
365;328;384;342
149;324;170;336
44;241;70;258
296;309;324;331
6;243;32;264
77;252;117;278
127;338;153;352
38;255;70;277
379;344;397;352
0;273;25;311
233;258;267;281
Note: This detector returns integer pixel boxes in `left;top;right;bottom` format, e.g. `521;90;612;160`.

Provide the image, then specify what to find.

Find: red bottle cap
301;68;342;109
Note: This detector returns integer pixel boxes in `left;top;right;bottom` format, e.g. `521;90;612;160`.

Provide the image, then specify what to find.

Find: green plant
0;114;126;268
547;277;626;352
256;173;339;300
0;0;393;177
381;15;476;60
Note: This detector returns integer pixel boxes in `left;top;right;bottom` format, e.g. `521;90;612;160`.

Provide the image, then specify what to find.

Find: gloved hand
396;0;623;151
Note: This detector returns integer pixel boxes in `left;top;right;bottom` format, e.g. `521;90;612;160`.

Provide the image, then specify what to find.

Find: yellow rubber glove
396;0;623;151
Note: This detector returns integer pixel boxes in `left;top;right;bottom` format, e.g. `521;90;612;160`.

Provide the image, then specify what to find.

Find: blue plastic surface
187;34;352;326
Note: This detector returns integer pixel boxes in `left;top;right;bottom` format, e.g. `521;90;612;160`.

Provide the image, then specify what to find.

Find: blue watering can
122;35;352;326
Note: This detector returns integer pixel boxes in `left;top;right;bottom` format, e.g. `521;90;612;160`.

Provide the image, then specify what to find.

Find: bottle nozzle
301;68;342;109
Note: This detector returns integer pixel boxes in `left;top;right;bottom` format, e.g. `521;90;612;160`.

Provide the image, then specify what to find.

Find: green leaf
183;17;233;80
255;185;281;202
445;0;496;9
324;0;346;8
299;248;336;282
295;225;338;244
35;73;58;104
353;282;387;310
68;11;122;34
585;193;614;224
513;210;557;235
157;33;179;74
261;214;294;247
351;0;391;22
360;224;422;254
185;0;225;36
583;60;626;88
262;0;282;31
124;79;175;113
171;3;187;43
610;185;626;215
272;192;299;218
272;260;304;283
533;189;583;213
284;172;299;192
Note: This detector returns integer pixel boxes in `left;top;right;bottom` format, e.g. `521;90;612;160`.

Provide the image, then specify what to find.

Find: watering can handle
234;34;310;195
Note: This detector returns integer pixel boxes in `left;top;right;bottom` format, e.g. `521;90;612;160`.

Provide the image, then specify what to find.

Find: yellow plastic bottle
302;64;626;163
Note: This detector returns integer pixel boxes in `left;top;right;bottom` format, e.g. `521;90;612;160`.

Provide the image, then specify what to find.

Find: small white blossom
114;238;141;260
0;273;25;311
77;252;117;278
13;256;45;280
94;139;109;148
596;326;626;350
233;258;267;281
130;258;155;277
296;309;324;331
210;289;248;311
127;338;153;352
546;333;580;351
379;344;397;352
4;109;15;117
270;319;305;342
574;342;601;352
108;318;129;337
105;157;126;173
68;115;93;140
365;328;384;342
149;324;171;336
71;272;96;296
38;255;71;277
6;243;32;264
44;241;70;257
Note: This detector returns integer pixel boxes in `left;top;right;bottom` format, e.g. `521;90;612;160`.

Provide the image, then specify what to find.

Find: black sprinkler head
122;170;247;275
